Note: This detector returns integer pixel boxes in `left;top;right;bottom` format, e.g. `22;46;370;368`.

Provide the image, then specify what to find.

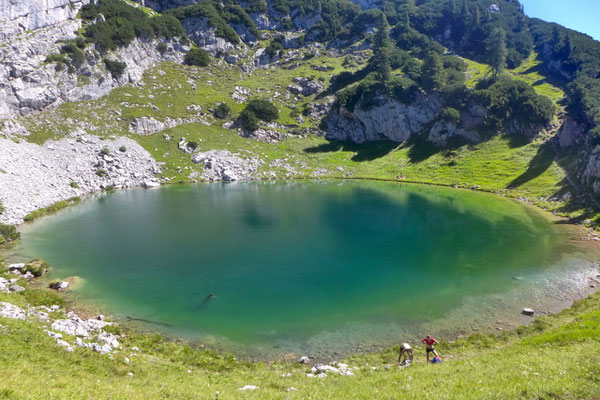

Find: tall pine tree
372;12;392;83
487;28;507;79
420;51;445;92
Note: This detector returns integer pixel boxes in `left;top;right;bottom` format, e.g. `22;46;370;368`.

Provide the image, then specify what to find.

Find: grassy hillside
17;48;588;220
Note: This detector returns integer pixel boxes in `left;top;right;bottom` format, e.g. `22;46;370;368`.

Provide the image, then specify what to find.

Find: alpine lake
12;181;600;359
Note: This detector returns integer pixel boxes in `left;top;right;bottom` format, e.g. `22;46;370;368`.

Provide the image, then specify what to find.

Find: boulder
49;281;69;291
9;285;26;293
522;308;535;316
299;356;311;364
7;263;25;272
0;302;26;319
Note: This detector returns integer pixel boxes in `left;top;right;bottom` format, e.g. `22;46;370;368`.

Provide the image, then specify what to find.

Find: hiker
398;343;413;366
422;335;441;362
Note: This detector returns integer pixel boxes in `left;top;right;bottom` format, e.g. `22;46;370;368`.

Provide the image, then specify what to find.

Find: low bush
82;0;185;51
245;99;279;122
185;48;211;67
119;146;127;152
214;103;230;119
439;107;461;124
104;59;126;79
239;109;259;131
265;40;284;56
0;223;19;243
96;169;107;177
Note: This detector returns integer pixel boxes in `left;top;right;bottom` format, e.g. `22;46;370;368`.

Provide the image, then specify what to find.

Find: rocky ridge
0;134;161;225
0;0;188;124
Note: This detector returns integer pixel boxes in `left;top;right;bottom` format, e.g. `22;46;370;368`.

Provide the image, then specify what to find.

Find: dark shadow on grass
305;139;401;162
507;133;531;148
506;143;554;189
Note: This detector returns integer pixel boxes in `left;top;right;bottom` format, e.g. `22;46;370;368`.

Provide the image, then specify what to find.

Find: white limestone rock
0;302;26;319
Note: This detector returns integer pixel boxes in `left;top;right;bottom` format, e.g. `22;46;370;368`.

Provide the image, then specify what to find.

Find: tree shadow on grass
405;135;480;164
304;139;401;162
506;143;554;189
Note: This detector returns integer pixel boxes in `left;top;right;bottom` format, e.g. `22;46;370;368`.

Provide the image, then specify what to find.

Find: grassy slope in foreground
0;280;599;399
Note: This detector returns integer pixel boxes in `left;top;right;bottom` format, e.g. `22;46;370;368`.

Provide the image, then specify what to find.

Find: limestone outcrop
0;0;188;122
324;94;443;143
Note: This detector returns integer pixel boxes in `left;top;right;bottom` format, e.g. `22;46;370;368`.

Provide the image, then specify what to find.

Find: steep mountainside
1;0;600;230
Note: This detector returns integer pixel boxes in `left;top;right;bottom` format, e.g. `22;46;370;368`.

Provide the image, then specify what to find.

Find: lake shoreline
4;180;599;362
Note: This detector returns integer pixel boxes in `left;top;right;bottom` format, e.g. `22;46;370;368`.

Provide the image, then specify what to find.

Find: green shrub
60;42;85;66
214;103;231;119
0;200;3;214
70;181;80;189
101;147;110;155
0;223;19;243
265;40;284;56
168;2;240;44
157;43;168;54
96;169;107;177
81;0;185;51
245;99;279;122
104;59;126;79
439;107;461;124
119;146;127;152
186;141;199;151
239;109;259;131
184;48;211;67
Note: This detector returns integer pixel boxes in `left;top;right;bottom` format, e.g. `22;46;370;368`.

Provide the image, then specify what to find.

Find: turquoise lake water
17;181;598;358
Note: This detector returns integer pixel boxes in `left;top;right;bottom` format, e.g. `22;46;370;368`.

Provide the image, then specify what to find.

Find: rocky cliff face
557;117;600;195
0;0;188;126
324;95;489;146
324;94;442;143
0;0;88;31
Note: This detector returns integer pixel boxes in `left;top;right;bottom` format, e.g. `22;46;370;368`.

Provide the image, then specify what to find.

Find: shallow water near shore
14;181;600;359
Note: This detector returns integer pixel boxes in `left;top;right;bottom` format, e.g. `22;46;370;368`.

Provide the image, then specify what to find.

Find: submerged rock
49;281;69;292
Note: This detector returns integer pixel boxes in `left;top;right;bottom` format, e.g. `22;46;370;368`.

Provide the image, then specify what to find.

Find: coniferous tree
560;34;572;59
372;12;392;82
420;51;445;92
487;28;507;79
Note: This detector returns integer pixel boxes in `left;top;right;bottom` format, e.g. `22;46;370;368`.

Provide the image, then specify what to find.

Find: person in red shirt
422;335;441;362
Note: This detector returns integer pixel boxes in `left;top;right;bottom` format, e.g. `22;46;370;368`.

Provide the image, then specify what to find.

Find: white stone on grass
238;385;259;391
0;302;26;319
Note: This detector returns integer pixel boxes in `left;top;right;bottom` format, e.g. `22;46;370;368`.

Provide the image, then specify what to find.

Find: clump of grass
96;169;107;177
100;147;110;155
23;197;81;222
70;181;80;189
23;259;49;277
20;288;65;308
